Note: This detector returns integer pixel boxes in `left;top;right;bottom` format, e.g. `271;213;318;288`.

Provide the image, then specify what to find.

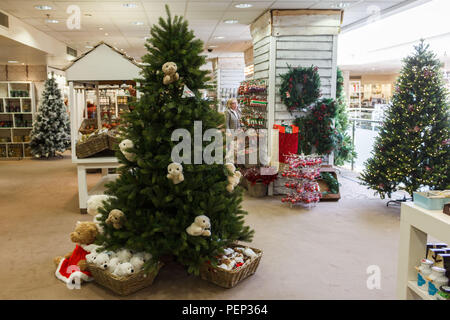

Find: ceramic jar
417;259;433;289
427;267;449;296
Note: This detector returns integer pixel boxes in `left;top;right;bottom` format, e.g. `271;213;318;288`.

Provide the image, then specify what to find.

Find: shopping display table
396;202;450;299
73;157;120;214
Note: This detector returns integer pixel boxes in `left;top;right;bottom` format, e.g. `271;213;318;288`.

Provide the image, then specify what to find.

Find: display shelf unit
83;86;133;130
348;80;361;119
396;202;450;300
238;79;268;130
0;81;36;159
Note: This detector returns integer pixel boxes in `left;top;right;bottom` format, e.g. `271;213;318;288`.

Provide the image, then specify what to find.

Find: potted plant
242;166;278;197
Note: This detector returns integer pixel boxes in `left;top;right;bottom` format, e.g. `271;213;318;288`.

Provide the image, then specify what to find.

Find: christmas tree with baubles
96;6;254;275
360;41;450;198
30;76;71;158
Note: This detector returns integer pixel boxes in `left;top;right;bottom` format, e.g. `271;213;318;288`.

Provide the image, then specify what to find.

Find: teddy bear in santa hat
54;221;100;286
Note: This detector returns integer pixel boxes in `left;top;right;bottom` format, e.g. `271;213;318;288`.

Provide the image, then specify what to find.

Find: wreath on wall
279;65;321;112
294;98;339;155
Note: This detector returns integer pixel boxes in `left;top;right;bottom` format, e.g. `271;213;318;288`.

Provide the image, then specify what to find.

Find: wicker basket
79;118;98;135
199;244;263;288
247;182;268;198
87;261;164;296
76;134;109;158
107;131;120;150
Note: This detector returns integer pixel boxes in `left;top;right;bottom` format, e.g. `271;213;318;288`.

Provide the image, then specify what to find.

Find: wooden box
318;165;340;201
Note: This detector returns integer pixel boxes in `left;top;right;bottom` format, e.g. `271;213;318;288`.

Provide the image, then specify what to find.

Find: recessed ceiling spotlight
235;4;252;9
98;27;104;31
8;60;18;63
35;5;52;10
132;21;144;25
208;45;218;48
85;45;94;49
224;19;238;24
104;33;109;36
123;3;137;8
334;2;350;8
45;19;59;24
214;36;224;39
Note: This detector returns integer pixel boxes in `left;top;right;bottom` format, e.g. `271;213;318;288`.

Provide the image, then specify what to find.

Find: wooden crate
318;165;340;201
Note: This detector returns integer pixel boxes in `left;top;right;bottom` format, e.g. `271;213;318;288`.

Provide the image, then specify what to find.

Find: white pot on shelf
417;259;433;290
427;267;449;297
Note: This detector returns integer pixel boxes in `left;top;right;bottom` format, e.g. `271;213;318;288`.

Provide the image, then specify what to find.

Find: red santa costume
55;244;96;284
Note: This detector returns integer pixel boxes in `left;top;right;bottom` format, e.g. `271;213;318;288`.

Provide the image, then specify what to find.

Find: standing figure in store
225;98;241;130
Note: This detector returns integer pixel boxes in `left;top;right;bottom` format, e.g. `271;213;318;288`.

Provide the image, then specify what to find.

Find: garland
279;65;321;112
320;172;340;195
294;98;339;155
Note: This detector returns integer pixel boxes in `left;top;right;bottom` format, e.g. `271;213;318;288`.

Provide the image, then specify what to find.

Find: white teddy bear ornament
225;163;242;193
95;253;110;270
113;262;135;277
119;139;136;162
186;215;211;237
87;194;111;216
167;162;184;184
116;248;133;263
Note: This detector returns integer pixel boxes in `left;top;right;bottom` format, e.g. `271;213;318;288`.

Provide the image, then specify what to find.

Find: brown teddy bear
162;62;179;85
106;209;126;229
54;221;99;285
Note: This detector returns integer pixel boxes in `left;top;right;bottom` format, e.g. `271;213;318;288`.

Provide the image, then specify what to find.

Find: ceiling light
235;4;252;9
85;45;94;49
104;33;109;36
332;2;350;9
132;21;144;25
8;60;18;64
35;5;52;10
98;27;104;31
208;45;218;48
123;3;137;8
214;36;224;40
224;19;238;24
45;19;59;24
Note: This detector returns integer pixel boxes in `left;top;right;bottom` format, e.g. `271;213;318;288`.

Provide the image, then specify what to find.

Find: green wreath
320;172;340;195
279;65;321;112
294;98;339;155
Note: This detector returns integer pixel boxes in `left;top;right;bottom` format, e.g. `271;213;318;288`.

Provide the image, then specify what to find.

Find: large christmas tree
360;41;450;198
30;76;71;158
97;7;254;274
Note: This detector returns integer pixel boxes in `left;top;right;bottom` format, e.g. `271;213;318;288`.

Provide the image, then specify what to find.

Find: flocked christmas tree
360;41;450;199
96;7;254;274
30;76;71;158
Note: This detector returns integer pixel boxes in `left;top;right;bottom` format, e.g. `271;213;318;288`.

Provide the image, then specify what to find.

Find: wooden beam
272;9;342;17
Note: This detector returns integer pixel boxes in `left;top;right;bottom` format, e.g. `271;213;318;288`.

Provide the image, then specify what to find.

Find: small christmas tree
97;7;254;274
360;41;450;198
30;76;71;158
334;68;356;166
